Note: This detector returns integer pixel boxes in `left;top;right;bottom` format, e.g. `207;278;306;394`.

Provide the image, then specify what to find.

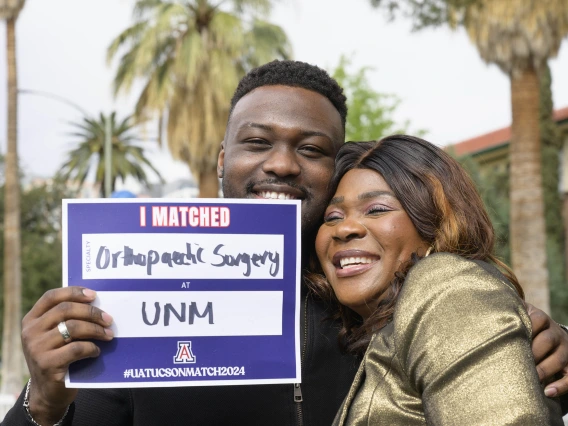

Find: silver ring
57;321;72;343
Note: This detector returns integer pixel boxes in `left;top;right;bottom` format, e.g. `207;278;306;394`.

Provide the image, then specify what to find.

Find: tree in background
370;0;478;30
107;0;292;198
370;0;568;314
539;64;568;323
57;112;163;197
457;154;510;262
0;0;26;395
331;55;411;141
0;157;71;356
461;0;568;314
453;65;568;324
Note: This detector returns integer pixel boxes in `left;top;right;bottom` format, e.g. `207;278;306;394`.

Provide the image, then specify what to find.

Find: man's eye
299;145;324;157
244;139;270;149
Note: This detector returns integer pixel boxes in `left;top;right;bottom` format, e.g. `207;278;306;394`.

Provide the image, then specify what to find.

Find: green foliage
539;64;568;323
454;64;568;323
0;171;72;348
372;0;568;319
330;56;412;141
108;0;292;187
368;0;480;30
456;154;510;263
57;112;163;196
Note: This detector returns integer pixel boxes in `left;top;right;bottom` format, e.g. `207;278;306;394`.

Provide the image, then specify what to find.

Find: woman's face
316;168;428;319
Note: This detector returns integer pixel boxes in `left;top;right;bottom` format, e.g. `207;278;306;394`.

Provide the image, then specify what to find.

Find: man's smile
251;183;306;201
258;191;298;200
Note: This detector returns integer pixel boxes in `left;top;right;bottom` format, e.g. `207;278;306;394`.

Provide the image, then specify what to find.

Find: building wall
460;118;568;186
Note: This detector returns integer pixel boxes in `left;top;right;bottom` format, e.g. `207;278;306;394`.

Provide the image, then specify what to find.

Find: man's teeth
260;191;296;200
339;257;375;268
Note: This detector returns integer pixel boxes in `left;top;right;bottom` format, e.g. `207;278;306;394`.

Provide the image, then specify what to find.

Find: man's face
218;85;344;234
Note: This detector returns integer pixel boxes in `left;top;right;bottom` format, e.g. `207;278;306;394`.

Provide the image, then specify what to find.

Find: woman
310;135;562;425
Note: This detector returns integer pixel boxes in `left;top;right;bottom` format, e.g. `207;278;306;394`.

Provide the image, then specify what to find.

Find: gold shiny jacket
333;253;563;425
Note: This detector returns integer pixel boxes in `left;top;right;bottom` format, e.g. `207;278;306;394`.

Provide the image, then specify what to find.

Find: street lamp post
104;113;112;197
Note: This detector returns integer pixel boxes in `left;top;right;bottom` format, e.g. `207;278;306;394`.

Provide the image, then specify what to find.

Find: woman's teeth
339;257;375;268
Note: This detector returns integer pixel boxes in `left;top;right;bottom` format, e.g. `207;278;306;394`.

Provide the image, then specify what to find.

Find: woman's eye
366;205;390;215
323;212;343;223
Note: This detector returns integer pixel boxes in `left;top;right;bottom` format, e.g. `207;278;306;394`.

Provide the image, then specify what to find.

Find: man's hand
527;303;568;397
21;287;113;425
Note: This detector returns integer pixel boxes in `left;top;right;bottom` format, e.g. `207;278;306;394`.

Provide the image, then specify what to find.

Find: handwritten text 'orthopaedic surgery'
82;233;284;280
95;242;279;277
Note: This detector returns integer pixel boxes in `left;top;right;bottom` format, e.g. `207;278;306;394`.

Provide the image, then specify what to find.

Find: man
4;60;568;426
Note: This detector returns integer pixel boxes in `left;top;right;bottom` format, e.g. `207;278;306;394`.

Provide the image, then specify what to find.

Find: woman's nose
332;217;366;242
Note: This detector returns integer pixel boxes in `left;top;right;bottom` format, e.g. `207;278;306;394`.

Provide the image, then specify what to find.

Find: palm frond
243;18;292;69
463;0;568;74
108;0;291;184
231;0;272;17
57;112;162;194
107;20;150;64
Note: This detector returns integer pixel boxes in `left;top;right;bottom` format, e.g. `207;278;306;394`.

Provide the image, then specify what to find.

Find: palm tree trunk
1;16;24;395
198;166;219;198
564;195;568;281
509;67;550;313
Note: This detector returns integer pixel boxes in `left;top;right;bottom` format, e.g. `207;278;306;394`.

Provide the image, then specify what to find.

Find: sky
1;0;567;189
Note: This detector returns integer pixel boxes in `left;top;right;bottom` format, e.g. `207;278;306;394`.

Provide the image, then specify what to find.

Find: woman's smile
332;249;380;278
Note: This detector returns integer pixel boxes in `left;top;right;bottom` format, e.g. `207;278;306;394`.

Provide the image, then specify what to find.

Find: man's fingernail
545;387;557;397
104;327;114;338
82;288;96;298
102;312;113;325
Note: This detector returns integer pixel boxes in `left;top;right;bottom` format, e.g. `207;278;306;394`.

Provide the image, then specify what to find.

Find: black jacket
3;289;360;426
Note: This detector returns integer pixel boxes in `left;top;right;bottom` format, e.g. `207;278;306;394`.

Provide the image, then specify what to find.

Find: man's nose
262;146;301;177
332;218;366;242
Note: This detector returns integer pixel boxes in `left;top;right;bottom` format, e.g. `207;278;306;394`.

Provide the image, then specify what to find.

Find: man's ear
217;141;225;178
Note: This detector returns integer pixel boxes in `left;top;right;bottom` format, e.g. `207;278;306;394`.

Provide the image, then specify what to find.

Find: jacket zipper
295;295;309;426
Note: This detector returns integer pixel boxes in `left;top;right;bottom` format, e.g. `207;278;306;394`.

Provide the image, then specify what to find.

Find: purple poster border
62;198;301;388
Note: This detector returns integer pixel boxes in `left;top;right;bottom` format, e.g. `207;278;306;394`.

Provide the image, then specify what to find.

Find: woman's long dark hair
305;135;522;355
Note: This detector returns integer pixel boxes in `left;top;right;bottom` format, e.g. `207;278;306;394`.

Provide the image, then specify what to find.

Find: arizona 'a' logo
173;341;196;364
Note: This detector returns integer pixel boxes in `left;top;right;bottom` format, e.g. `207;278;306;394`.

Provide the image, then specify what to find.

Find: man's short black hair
229;60;347;130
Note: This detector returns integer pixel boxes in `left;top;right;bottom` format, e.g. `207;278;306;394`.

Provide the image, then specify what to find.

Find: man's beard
221;176;322;236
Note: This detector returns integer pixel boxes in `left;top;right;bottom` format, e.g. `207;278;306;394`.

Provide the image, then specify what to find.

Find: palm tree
0;0;25;395
58;112;163;196
460;0;568;313
107;0;292;198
